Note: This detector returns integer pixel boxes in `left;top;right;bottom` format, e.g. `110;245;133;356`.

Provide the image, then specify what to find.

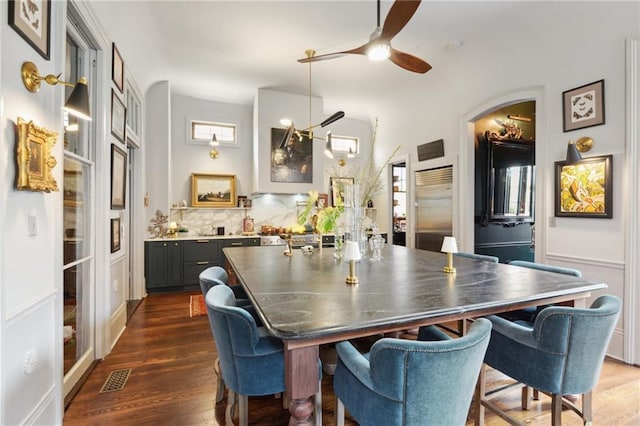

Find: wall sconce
441;236;458;274
344;241;361;284
209;133;219;159
21;62;91;121
565;140;583;164
575;136;594;153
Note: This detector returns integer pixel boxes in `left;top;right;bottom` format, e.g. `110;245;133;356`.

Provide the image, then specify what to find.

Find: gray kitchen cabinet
221;237;260;284
182;239;221;287
144;240;183;291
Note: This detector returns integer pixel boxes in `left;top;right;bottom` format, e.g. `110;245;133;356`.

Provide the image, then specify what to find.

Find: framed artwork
112;43;124;93
330;177;354;207
562;79;605;132
8;0;51;60
191;173;236;207
270;127;313;183
317;193;329;208
111;218;121;253
237;195;247;208
554;155;612;218
15;117;58;192
111;90;126;142
111;144;127;209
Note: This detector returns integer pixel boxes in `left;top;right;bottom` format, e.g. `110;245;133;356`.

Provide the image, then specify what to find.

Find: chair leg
521;386;532;410
315;379;323;426
336;398;345;426
225;390;237;426
215;357;225;403
551;394;562;426
239;394;249;426
582;391;593;425
532;388;539;400
474;364;486;426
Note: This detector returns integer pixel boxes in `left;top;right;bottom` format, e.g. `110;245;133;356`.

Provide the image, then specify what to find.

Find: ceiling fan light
366;43;391;62
325;131;334;159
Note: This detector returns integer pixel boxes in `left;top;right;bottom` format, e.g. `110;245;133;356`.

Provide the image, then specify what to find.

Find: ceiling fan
297;0;431;74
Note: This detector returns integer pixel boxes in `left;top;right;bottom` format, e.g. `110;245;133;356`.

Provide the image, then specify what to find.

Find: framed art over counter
112;43;124;93
191;173;236;207
9;0;51;60
555;155;612;218
562;79;605;132
330;177;354;207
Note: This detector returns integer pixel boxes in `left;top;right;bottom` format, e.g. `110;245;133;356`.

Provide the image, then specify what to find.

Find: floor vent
99;368;131;393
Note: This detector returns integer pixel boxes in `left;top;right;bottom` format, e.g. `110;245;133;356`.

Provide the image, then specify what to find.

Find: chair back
336;318;491;425
205;285;285;396
509;260;582;277
455;252;499;263
485;295;620;396
531;295;620;394
199;266;228;297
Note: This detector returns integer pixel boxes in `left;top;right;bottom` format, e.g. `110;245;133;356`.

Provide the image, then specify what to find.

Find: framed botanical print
562;79;605;132
554;155;612;218
111;90;126;142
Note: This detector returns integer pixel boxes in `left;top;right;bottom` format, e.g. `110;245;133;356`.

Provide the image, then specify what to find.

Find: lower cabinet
145;238;260;292
145;240;183;292
182;239;220;287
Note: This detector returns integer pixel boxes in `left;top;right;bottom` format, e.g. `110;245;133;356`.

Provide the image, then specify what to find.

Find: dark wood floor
64;292;640;425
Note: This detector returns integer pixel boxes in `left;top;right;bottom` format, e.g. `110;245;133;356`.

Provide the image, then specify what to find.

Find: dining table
223;244;607;425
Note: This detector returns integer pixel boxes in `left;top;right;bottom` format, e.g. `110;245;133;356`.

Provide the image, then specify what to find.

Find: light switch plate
28;215;37;236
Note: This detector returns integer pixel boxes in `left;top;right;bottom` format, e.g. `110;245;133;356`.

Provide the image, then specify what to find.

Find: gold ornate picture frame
191;173;236;207
16;117;58;192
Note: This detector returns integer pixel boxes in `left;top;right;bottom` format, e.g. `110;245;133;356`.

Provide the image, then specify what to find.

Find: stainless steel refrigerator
414;165;453;252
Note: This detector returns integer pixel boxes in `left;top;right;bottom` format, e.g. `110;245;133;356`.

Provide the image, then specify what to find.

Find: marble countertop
145;234;259;242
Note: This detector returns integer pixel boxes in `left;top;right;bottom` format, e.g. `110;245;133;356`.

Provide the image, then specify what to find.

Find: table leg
285;346;319;425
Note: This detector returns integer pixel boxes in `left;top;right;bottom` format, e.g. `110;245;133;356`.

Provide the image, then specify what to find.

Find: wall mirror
488;139;535;222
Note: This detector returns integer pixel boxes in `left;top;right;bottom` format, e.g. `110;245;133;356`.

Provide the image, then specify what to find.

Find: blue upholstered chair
199;266;256;403
454;252;499;263
205;285;322;426
501;260;582;323
333;318;492;426
480;295;621;425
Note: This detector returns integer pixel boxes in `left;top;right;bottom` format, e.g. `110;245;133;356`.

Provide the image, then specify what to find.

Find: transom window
331;134;359;155
190;120;237;144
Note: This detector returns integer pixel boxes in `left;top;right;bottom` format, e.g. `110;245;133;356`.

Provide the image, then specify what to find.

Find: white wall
1;1;66;423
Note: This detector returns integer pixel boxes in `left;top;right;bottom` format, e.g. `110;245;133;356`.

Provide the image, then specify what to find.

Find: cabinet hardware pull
196;240;209;243
163;243;167;247
196;261;209;265
231;242;243;246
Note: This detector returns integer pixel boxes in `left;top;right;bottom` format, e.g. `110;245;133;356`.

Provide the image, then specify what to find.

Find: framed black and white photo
111;144;127;209
9;0;51;60
111;90;126;142
562;79;605;132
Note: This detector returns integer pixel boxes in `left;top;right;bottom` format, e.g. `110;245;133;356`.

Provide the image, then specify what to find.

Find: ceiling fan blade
297;44;368;63
380;0;421;41
389;48;432;74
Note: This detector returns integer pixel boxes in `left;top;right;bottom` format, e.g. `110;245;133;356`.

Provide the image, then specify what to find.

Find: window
190;120;237;145
330;134;359;155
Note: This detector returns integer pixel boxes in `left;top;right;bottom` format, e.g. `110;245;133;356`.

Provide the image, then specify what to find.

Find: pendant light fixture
279;50;344;158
